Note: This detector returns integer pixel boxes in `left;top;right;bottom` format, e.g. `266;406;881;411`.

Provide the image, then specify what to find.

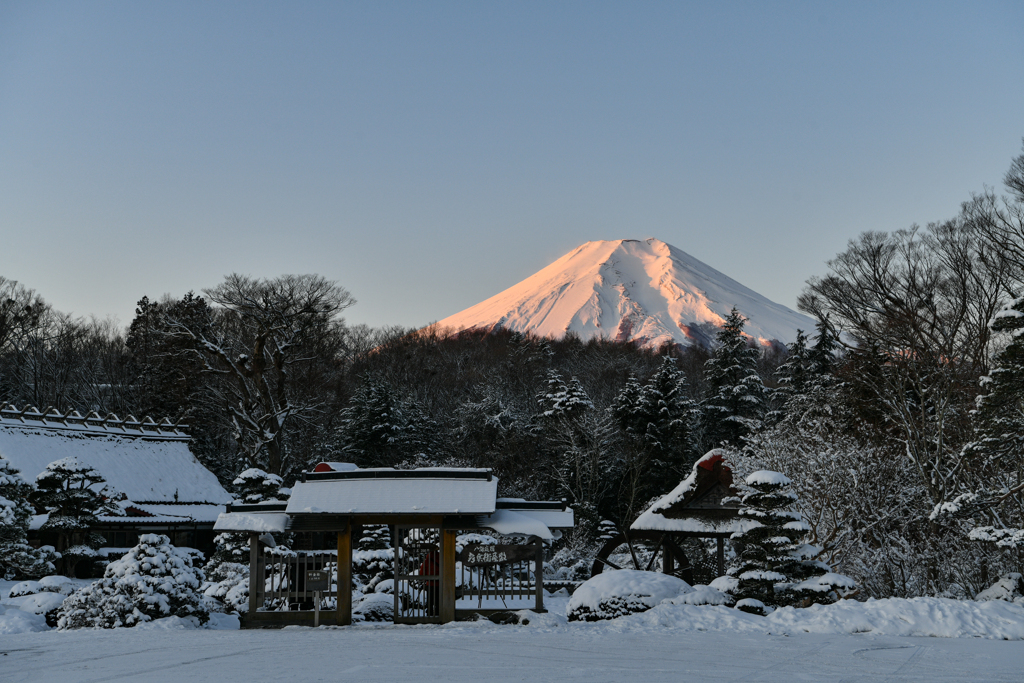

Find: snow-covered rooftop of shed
643;451;725;516
631;449;747;534
286;468;498;515
0;419;230;505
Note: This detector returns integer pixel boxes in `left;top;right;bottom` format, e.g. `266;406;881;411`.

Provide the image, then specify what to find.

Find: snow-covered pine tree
610;373;645;434
0;456;58;579
538;370;594;418
334;376;438;468
31;457;122;576
771;329;812;419
701;309;769;448
729;470;853;614
233;468;287;504
358;525;392;551
536;371;613;540
57;533;209;628
935;297;1024;547
809;316;840;379
204;467;290;611
596;520;619;544
635;356;696;470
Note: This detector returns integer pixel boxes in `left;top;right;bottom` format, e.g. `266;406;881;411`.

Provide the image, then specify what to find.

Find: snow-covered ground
4;619;1024;683
5;579;1024;682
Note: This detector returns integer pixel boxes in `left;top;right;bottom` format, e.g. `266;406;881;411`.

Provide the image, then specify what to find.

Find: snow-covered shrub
56;534;208;629
566;569;691;622
0;456;58;579
8;575;75;598
202;561;249;613
8;580;43;598
352;545;393;594
727;470;854;614
353;592;394;622
673;584;734;606
976;573;1024;602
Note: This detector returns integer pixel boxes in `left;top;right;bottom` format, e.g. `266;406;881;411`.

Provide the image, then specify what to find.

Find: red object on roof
313;463;334;472
698;452;725;471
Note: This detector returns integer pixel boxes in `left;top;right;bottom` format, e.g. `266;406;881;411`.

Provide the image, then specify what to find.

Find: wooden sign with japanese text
460;543;536;566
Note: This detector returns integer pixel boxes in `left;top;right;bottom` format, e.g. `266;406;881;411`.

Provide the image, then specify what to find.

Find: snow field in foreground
4;625;1024;683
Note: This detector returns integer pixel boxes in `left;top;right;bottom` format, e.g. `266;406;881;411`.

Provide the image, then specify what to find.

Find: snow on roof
746;470;792;486
286;468;498;515
642;450;727;515
492;505;575;531
213;512;289;534
631;450;746;534
0;418;230;505
480;509;553;539
104;503;226;524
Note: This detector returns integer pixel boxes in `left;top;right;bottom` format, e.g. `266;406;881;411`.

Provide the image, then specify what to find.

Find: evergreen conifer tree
967;297;1024;468
809;316;840;379
57;533;209;628
937;298;1024;546
31;457;122;576
701;309;768;448
729;470;853;614
335;377;439;468
538;371;594;419
0;457;57;579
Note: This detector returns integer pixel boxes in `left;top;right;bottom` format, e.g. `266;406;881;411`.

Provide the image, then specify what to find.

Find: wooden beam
716;537;725;577
534;538;544;612
337;523;352;626
248;534;259;616
440;529;457;623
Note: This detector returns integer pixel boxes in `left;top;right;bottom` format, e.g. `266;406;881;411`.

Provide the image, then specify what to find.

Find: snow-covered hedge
566;569;691;622
56;534;208;629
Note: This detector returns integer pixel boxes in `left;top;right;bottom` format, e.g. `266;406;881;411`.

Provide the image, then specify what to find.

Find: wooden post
663;537;674;576
248;533;259;617
336;523;352;626
534;538;544;612
440;529;457;623
716;536;725;577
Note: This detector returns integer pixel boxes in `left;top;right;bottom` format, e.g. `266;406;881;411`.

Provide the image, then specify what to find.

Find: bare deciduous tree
165;274;355;476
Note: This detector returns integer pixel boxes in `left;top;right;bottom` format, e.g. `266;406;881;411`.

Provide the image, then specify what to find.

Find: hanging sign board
460;543;536;567
306;569;330;592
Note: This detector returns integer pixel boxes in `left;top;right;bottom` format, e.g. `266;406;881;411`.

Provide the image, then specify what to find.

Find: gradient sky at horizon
2;1;1023;330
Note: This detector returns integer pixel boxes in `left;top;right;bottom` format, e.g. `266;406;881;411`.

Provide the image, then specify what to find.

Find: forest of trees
3;141;1024;600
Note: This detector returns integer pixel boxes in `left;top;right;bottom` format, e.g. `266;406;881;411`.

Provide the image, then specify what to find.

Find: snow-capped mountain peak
434;238;814;348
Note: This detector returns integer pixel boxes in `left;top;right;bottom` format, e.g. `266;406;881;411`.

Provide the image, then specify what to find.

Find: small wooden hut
593;450;754;582
214;464;573;627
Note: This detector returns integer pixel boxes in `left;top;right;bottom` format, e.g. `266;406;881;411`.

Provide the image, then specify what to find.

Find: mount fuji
433;238;815;349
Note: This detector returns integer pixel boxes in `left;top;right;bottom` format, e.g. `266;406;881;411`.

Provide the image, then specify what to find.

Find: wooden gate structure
215;465;573;628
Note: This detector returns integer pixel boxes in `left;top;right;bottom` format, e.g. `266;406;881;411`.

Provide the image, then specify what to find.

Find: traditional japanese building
0;404;231;569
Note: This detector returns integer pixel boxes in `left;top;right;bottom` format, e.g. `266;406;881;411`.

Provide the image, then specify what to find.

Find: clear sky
2;1;1022;330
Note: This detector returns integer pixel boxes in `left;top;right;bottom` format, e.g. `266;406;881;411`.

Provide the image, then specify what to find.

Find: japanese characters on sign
460;543;536;566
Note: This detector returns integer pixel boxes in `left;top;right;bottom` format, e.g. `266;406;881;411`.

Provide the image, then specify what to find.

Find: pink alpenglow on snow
433;238;815;349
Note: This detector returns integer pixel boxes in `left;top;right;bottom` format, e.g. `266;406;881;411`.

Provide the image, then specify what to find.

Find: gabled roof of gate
286;467;499;515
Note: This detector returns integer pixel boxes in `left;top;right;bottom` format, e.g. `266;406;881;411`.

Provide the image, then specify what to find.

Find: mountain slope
434;238;814;348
